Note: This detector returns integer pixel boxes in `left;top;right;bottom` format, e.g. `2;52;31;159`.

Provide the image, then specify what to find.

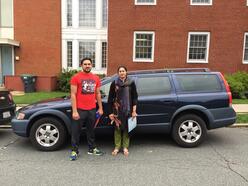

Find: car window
100;81;112;99
137;76;171;96
100;76;136;99
175;74;222;92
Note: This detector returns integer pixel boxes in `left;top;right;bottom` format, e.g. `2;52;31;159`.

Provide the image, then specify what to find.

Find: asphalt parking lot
0;127;248;186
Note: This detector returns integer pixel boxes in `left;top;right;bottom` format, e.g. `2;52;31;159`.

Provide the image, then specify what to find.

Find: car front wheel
30;117;67;151
172;114;207;148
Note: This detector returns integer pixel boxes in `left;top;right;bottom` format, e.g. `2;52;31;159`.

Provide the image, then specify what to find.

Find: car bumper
0;104;16;124
209;107;236;129
11;118;29;137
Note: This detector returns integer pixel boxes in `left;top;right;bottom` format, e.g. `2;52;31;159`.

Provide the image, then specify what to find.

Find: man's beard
83;68;91;73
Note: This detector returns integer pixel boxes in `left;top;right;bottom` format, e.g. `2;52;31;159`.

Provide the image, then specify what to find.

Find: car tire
172;114;207;148
30;117;67;151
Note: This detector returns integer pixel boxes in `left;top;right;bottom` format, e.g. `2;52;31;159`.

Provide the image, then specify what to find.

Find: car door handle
160;100;174;104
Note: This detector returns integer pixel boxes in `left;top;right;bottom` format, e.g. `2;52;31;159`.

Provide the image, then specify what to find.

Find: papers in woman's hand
128;117;137;133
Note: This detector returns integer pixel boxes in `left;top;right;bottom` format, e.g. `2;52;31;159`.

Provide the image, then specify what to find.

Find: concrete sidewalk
232;104;248;113
231;104;248;127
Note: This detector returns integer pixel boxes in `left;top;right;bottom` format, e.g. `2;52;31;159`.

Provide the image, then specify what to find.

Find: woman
108;66;138;156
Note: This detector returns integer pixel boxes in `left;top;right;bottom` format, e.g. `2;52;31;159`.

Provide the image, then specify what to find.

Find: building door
0;46;13;85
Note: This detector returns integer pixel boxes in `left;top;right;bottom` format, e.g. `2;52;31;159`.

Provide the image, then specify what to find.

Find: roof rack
163;68;210;72
128;68;210;75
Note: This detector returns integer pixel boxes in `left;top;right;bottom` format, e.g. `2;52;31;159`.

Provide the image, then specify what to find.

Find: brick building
1;0;248;90
14;0;61;76
107;0;248;75
1;0;107;90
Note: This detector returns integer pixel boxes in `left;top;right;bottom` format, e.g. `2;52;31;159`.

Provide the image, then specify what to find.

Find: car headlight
16;112;25;120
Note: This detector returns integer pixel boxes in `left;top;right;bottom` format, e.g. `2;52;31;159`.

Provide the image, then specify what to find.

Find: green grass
232;99;248;104
236;114;248;123
13;91;69;104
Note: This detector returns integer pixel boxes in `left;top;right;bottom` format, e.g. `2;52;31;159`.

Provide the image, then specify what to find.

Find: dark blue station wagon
11;69;236;151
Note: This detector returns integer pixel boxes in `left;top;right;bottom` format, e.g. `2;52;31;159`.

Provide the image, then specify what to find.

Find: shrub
57;68;106;92
225;71;248;99
58;69;79;92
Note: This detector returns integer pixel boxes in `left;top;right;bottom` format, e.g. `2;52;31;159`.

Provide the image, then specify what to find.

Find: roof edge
0;38;20;47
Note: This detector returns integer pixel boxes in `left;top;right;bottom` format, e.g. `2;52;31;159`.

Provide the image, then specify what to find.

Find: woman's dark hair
80;57;92;65
117;66;127;72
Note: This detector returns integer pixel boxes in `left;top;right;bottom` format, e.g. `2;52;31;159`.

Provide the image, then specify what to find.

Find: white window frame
243;33;248;64
66;40;73;68
101;41;107;68
133;31;155;63
190;0;212;6
102;0;108;27
187;32;210;64
247;0;248;6
79;0;96;27
79;40;96;67
135;0;157;6
0;0;13;27
66;0;72;27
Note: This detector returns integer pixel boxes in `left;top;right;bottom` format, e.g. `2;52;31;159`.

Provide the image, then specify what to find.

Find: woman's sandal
123;148;129;156
111;148;119;156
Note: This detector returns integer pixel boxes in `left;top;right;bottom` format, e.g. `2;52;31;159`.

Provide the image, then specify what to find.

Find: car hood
19;97;71;112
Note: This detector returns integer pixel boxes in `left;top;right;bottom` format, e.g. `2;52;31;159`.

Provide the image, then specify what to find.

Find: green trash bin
21;74;37;93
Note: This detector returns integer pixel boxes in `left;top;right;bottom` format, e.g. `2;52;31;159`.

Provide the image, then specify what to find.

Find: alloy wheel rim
35;123;59;147
178;120;202;143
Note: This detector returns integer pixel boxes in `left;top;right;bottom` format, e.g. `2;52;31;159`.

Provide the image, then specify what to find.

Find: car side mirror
100;90;106;98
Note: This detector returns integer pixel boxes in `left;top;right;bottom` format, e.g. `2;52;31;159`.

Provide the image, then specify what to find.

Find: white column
96;0;103;29
72;0;79;28
12;46;14;75
62;40;67;69
0;49;2;85
95;40;101;71
61;0;67;28
72;40;79;69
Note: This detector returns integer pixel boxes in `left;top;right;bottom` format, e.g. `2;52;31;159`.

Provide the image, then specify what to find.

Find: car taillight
8;93;13;103
219;73;232;106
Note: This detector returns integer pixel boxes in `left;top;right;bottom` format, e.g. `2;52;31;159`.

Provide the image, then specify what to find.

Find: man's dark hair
80;58;92;65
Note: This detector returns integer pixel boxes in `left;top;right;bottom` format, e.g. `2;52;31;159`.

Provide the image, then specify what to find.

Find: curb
0;125;11;128
229;123;248;127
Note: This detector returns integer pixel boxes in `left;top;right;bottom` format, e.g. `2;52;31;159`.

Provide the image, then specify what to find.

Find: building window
79;0;96;27
187;32;210;63
67;41;73;68
0;0;13;27
67;0;72;27
79;41;96;67
135;0;156;5
102;42;107;68
243;33;248;64
102;0;108;27
133;31;155;62
190;0;212;5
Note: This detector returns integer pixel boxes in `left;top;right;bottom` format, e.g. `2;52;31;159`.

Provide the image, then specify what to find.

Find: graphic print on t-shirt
81;79;96;94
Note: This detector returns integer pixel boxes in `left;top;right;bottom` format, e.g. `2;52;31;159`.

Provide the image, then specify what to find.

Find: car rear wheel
30;117;67;151
172;114;207;148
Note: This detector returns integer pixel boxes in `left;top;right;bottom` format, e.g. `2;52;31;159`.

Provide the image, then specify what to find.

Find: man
70;58;104;161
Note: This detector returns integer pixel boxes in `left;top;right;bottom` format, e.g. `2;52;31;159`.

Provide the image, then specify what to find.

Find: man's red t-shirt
70;72;101;110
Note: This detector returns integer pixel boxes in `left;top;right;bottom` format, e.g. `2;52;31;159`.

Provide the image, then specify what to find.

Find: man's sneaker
87;148;104;156
69;150;78;161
